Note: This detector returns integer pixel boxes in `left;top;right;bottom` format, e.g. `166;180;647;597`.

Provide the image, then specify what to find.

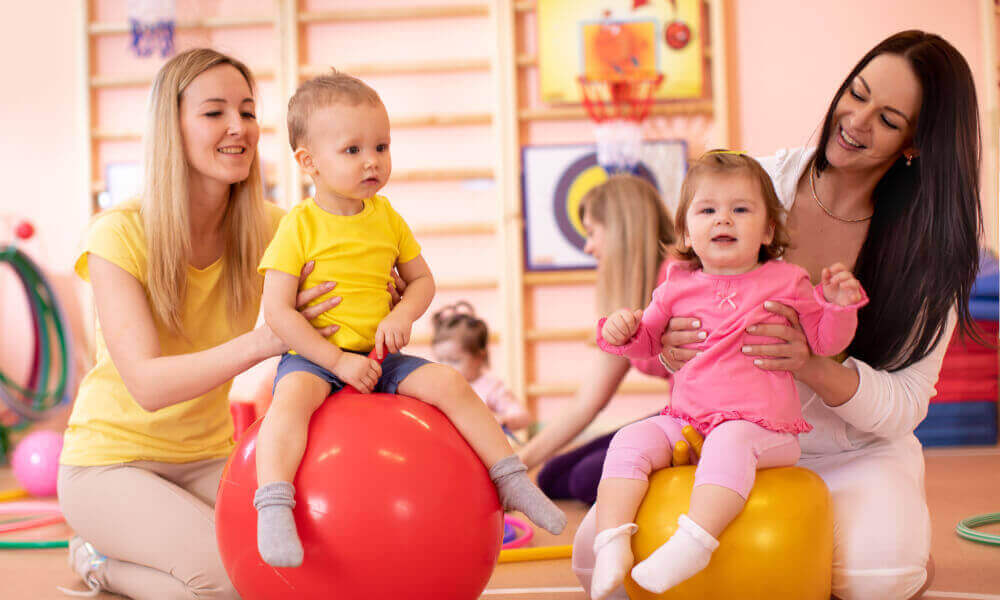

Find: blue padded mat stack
915;251;998;447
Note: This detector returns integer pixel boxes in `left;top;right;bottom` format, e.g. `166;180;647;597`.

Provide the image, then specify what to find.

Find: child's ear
763;221;775;246
293;147;317;176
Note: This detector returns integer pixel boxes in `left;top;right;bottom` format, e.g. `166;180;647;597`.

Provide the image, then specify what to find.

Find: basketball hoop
128;0;176;58
578;74;664;173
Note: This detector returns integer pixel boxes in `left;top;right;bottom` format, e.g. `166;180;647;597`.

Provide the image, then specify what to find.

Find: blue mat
915;401;998;447
969;298;998;322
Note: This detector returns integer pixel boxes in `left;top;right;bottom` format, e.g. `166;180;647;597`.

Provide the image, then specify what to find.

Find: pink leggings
602;415;801;498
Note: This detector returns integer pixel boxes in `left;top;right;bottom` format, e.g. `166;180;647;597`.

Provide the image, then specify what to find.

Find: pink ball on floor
11;430;64;497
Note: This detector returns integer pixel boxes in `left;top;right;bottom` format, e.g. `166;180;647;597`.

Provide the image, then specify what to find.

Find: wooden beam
524;328;591;342
523;270;596;286
89;15;273;35
300;58;490;77
411;222;496;237
435;277;498;291
527;380;667;397
299;5;488;23
519;100;713;122
392;167;493;182
391;113;492;128
91;69;275;89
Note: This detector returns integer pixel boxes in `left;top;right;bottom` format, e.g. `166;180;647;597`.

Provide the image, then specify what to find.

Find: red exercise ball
216;387;504;600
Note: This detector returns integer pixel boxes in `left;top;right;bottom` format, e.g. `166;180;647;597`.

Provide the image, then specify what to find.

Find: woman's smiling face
824;53;921;171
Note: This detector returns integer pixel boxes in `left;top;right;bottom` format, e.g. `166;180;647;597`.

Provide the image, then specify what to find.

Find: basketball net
128;0;176;58
579;75;664;174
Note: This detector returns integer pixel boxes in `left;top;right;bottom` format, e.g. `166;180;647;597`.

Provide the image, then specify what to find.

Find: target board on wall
521;141;687;271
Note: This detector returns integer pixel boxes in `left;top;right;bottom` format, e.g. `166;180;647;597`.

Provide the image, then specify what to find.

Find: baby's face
683;173;774;275
304;101;391;201
432;340;483;382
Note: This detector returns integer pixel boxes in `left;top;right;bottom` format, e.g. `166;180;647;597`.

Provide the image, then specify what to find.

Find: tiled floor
3;446;999;599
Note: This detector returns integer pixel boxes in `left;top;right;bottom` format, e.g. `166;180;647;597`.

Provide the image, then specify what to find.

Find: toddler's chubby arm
821;262;865;306
596;282;673;359
262;269;380;393
601;309;644;346
374;254;434;359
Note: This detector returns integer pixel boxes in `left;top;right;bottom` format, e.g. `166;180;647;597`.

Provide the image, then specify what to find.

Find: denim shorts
273;351;430;396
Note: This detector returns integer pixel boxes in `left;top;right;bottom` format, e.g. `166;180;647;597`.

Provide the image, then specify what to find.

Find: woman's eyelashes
848;87;901;131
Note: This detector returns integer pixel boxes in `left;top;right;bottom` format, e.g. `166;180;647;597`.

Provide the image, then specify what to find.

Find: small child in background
431;302;533;433
590;151;869;598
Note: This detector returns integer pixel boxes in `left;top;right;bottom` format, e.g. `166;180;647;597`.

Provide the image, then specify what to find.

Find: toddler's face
432;340;484;382
304;101;391;201
683;173;774;275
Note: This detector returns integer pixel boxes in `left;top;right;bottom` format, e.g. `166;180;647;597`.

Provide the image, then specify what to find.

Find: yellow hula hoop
497;544;573;563
0;489;29;502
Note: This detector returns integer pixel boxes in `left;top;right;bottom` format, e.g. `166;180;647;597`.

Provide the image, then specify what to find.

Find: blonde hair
287;69;383;150
579;175;675;314
141;48;270;336
672;151;791;269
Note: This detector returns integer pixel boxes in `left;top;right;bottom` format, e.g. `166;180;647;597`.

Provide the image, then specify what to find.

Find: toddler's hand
331;352;382;393
821;263;864;306
602;309;643;346
374;312;413;359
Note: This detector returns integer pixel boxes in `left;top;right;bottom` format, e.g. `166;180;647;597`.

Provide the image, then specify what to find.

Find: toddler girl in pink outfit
589;151;869;598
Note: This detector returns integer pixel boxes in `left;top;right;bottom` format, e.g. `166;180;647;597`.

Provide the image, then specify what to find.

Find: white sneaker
57;536;107;597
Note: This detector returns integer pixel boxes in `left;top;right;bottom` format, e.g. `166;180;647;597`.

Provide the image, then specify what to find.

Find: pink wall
0;1;994;432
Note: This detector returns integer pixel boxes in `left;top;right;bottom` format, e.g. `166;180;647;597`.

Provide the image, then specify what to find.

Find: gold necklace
810;163;873;223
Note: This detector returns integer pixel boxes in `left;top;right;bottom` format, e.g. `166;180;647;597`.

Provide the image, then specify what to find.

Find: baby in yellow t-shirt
254;70;565;567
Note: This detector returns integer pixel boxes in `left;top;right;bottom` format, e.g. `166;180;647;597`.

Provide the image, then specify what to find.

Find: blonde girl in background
431;302;533;433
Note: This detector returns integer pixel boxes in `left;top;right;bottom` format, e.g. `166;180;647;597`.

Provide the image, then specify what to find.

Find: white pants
571;434;930;600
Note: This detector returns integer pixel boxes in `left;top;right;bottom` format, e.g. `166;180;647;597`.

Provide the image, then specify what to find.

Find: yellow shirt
258;195;421;352
60;202;285;466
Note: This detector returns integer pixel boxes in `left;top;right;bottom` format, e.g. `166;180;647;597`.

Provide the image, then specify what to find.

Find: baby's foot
630;514;718;593
254;481;304;567
489;455;567;534
590;523;637;600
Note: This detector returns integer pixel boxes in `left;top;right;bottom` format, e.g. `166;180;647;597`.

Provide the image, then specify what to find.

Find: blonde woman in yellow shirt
57;49;342;599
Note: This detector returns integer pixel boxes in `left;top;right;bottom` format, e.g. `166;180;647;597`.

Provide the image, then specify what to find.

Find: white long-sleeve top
758;147;954;455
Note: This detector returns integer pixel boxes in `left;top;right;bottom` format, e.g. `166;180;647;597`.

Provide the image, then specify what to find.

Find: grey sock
253;481;303;567
489;455;567;535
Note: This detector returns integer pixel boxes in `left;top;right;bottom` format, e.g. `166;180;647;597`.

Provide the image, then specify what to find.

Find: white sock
630;514;719;593
590;523;638;600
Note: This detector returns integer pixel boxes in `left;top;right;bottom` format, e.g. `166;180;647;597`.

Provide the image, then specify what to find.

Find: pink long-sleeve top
597;260;869;435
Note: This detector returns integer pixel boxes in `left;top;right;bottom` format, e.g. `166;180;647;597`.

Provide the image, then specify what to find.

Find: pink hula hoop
502;515;534;549
0;500;64;534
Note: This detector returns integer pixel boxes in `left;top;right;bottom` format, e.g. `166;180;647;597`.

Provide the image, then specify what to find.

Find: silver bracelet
657;352;676;374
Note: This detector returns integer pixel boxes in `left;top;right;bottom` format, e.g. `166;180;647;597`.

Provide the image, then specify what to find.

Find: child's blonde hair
142;48;270;336
287;69;383;150
431;302;490;364
672;151;791;269
579;175;675;314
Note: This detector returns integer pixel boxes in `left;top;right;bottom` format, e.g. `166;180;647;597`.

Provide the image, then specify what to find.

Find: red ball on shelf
665;21;691;50
13;220;35;240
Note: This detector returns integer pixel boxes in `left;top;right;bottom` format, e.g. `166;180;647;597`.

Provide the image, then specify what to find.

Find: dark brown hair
431;301;490;363
814;31;984;370
672;151;791;269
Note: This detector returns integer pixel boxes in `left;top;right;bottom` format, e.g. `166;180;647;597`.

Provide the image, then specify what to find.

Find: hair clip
703;149;746;157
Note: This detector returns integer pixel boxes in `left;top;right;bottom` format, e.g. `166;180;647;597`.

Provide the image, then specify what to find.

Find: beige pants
57;458;239;600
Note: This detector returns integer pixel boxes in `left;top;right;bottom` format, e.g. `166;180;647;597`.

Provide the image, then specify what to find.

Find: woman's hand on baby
602;309;643;346
296;261;343;338
374;312;413;359
658;317;705;370
331;352;382;393
743;301;812;375
821;262;864;306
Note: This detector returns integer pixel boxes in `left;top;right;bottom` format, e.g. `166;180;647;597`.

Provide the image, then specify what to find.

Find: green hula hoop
956;513;1000;546
0;539;69;549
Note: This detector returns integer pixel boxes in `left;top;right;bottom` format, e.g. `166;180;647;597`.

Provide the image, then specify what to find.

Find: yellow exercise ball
625;466;833;600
